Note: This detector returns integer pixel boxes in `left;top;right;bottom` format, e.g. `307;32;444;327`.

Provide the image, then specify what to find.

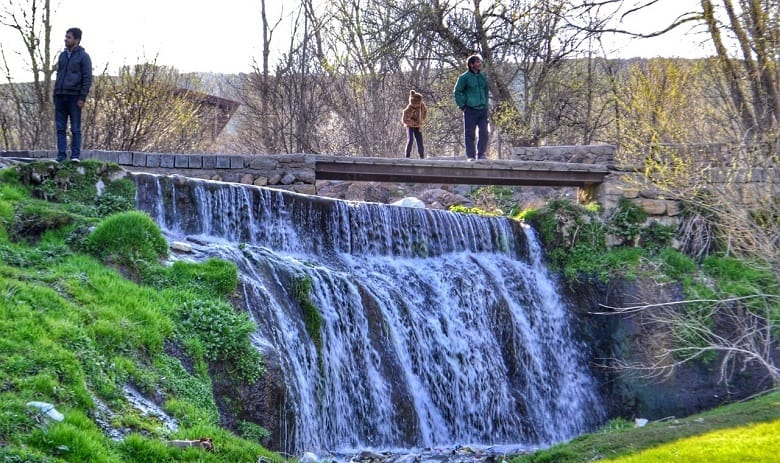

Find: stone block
174;155;190;168
636;198;667;215
146;154;161;168
666;201;682;216
248;156;280;169
230;156;245;168
254;177;269;186
117;151;133;165
287;184;317;195
132;152;146;166
188;155;202;168
240;173;254;184
160;155;175;168
622;188;640;199
101;151;119;163
202;156;217;169
215;156;231;168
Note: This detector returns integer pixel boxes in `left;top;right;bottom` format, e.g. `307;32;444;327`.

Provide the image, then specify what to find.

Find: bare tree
701;0;780;141
231;1;331;154
82;62;207;153
0;0;54;149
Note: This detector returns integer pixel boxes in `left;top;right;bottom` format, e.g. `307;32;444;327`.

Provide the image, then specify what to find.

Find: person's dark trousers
54;94;83;161
463;106;489;159
405;127;424;158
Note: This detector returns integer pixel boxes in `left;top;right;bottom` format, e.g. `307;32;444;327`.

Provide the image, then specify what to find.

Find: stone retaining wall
1;150;318;195
511;144;617;165
511;145;778;229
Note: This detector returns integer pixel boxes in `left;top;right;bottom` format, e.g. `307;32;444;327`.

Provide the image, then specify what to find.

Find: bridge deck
314;156;609;187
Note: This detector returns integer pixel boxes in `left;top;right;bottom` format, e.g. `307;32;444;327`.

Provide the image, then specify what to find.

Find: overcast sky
1;0;710;82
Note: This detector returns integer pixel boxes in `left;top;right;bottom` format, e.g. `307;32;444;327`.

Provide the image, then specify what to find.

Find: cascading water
134;173;604;456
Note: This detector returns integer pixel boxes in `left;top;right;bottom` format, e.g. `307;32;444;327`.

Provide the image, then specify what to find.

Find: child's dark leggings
405;127;424;158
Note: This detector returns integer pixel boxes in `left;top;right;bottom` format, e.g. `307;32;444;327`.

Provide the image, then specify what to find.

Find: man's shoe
70;158;80;163
466;157;476;162
477;155;487;160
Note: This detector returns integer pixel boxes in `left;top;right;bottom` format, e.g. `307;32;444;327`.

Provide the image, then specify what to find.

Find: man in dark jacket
53;27;92;162
453;54;489;161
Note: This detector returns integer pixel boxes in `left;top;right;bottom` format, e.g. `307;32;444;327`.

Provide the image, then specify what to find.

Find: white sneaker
466;157;476;162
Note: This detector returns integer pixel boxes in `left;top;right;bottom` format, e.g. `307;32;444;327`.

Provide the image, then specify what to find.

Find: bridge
314;156;608;187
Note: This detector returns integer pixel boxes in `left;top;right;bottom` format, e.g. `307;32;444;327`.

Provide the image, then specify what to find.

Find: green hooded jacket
453;70;489;110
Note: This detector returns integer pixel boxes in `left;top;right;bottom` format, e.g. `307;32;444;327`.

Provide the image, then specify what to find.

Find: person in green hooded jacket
453;54;489;161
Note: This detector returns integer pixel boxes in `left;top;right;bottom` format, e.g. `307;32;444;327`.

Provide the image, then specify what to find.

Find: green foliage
524;198;678;284
86;211;168;273
639;221;676;253
468;186;520;216
701;255;778;292
237;420;272;443
657;248;697;280
448;204;501;216
610;197;648;244
155;355;218;425
292;275;324;351
0;241;73;268
524;199;627;282
11;201;76;243
27;412;118;463
143;259;238;297
175;300;263;383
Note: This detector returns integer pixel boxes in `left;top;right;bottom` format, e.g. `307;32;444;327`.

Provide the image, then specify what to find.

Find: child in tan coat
401;90;428;159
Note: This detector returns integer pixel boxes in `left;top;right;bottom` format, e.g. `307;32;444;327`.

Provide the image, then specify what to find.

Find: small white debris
26;401;64;422
634;418;649;428
300;452;319;463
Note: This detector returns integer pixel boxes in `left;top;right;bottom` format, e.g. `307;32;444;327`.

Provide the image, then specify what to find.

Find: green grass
511;391;780;463
0;161;283;463
607;420;780;462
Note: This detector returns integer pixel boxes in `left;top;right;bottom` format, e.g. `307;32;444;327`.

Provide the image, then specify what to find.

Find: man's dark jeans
463;106;489;159
54;94;83;161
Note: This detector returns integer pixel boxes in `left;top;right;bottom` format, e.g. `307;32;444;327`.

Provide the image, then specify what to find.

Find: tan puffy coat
401;90;428;128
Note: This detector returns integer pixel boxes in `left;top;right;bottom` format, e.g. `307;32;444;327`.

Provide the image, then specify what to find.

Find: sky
0;0;710;82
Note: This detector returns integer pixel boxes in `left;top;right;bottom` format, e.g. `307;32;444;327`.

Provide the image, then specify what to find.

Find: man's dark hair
66;27;82;41
466;54;483;71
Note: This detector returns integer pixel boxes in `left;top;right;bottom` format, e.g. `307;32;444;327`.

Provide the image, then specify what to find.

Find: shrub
238;420;271;443
176;300;263;383
610;197;648;244
86;211;168;272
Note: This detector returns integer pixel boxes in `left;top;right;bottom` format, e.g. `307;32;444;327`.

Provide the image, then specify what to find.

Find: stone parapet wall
511;144;616;165
598;166;779;225
1;150;318;195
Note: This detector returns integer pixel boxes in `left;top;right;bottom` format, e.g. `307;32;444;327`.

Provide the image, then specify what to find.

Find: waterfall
134;174;604;454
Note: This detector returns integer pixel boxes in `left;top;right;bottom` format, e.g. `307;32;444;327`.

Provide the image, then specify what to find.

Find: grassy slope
0;161;281;462
511;391;780;463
